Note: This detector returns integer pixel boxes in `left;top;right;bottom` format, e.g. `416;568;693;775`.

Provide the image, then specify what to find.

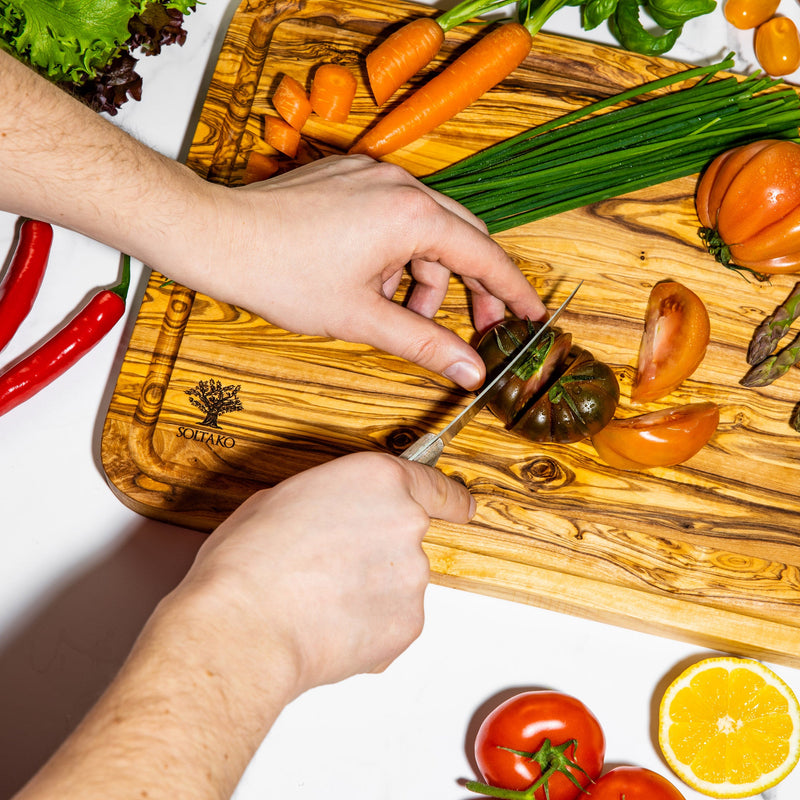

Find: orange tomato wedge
632;281;710;404
591;402;720;470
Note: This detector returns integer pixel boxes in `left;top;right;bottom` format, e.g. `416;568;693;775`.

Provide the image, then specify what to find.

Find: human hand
183;155;546;390
173;451;474;699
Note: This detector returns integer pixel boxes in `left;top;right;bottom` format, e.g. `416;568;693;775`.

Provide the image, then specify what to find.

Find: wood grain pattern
101;0;800;665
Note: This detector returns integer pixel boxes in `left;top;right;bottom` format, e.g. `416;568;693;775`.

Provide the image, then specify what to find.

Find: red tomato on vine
468;691;605;800
579;766;686;799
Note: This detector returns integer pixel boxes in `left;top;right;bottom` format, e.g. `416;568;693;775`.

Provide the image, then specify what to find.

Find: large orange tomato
754;17;800;76
632;281;710;404
696;139;800;275
591;402;720;470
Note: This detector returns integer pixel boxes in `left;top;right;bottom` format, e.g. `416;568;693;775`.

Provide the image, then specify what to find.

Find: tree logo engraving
185;379;243;428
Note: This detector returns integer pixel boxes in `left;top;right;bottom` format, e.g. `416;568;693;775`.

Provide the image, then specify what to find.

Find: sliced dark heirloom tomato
477;318;572;424
478;320;619;444
591;402;719;470
512;347;619;443
632;280;710;404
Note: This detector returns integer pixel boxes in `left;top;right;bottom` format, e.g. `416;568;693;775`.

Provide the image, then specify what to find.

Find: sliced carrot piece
243;151;281;184
310;63;357;123
367;17;444;106
272;74;312;130
264;115;301;158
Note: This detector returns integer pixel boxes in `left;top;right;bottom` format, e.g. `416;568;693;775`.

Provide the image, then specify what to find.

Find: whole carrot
350;21;533;159
0;219;53;354
366;0;513;106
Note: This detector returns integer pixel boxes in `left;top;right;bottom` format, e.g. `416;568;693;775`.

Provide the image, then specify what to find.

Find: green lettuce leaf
0;0;195;83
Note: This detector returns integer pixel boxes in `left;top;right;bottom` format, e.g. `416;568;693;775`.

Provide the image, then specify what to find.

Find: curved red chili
0;219;53;353
0;254;130;416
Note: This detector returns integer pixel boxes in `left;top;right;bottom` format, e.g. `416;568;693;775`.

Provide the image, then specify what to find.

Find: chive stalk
422;56;800;234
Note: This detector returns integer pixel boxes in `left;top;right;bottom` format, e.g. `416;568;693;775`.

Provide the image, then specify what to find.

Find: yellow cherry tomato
724;0;779;29
755;17;800;76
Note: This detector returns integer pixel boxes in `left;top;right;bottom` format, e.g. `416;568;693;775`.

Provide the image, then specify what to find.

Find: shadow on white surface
0;518;203;798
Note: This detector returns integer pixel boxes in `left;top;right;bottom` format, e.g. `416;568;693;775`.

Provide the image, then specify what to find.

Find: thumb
362;299;486;390
395;458;477;524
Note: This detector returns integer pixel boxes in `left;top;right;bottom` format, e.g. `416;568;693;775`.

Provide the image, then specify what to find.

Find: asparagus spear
747;282;800;365
741;330;800;387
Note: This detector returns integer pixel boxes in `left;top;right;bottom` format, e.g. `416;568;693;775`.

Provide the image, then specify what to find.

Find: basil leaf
608;0;682;55
646;0;716;28
583;0;619;29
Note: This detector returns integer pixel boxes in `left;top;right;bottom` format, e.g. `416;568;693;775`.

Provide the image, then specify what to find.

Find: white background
1;2;800;799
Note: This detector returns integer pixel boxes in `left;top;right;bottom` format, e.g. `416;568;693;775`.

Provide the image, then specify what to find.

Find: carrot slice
272;74;312;130
264;115;301;158
310;63;357;123
350;22;532;159
243;152;281;184
367;17;444;106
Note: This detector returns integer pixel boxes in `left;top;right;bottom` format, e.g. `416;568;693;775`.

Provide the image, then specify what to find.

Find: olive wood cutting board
101;0;800;666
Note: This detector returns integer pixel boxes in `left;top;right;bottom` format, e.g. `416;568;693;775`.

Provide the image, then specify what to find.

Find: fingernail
444;361;482;389
468;495;477;519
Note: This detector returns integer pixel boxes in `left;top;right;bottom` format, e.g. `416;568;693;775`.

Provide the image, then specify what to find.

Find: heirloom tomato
755;17;800;76
512;347;619;443
478;318;573;425
477;319;619;444
472;691;605;800
696;139;800;275
591;402;719;470
579;766;685;799
632;281;710;404
723;0;779;29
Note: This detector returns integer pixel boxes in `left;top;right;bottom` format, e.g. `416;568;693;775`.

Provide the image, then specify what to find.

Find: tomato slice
591;402;719;470
631;281;710;404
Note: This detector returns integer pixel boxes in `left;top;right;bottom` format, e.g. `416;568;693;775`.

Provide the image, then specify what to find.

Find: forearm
0;49;224;290
13;585;299;800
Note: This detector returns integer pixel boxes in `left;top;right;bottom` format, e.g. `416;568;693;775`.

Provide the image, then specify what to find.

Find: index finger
395;457;476;525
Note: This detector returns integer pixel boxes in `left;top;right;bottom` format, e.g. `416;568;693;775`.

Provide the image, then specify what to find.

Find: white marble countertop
1;2;800;798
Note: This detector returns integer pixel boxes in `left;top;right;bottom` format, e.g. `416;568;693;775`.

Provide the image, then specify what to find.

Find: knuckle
398;334;441;370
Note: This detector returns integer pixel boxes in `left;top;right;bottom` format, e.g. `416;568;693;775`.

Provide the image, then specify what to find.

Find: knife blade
400;281;582;466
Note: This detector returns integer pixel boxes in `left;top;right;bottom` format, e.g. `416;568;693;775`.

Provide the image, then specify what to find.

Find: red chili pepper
0;254;131;416
0;219;53;353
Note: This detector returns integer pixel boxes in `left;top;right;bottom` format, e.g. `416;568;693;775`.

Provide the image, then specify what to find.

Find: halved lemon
658;656;800;798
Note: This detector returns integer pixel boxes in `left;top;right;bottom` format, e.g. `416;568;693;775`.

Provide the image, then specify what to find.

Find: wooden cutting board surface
101;0;800;666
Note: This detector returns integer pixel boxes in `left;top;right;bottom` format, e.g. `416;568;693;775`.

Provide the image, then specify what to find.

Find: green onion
422;55;800;234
